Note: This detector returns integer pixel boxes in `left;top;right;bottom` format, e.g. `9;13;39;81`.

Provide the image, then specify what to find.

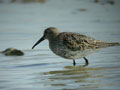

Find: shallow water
0;0;120;90
0;46;120;90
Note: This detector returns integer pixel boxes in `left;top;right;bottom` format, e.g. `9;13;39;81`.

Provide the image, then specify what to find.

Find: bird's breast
49;41;95;59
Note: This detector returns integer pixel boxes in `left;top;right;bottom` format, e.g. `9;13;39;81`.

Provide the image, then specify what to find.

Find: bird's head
32;27;59;49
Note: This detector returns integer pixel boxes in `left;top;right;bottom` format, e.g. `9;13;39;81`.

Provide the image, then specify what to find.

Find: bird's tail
106;42;120;47
96;41;120;48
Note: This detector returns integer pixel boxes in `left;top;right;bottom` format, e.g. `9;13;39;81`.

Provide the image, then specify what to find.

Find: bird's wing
59;32;100;51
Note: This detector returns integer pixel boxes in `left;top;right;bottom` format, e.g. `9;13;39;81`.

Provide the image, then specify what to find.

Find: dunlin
32;27;120;66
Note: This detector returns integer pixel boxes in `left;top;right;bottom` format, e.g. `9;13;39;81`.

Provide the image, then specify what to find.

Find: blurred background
0;0;120;90
0;0;120;50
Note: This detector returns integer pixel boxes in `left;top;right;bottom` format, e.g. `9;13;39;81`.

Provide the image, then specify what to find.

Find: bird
32;27;120;66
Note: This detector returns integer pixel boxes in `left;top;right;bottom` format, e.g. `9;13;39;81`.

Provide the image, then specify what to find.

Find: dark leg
83;57;89;65
73;59;76;66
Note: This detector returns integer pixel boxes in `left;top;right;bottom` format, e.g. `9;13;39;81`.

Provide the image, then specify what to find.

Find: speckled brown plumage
32;27;120;66
56;32;120;51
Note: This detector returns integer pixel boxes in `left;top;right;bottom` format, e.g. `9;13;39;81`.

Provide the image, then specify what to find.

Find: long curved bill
32;36;44;49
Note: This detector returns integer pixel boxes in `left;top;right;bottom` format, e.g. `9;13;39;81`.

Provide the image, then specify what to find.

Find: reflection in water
43;65;104;90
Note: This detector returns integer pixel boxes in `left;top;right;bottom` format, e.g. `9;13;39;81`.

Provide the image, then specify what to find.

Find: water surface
0;0;120;90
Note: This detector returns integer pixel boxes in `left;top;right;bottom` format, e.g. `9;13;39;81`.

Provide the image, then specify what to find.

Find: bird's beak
32;36;45;49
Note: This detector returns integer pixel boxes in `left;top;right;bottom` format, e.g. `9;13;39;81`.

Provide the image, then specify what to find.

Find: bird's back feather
57;32;120;51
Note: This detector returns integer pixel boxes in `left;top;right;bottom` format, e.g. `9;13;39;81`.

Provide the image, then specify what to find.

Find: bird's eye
45;30;48;34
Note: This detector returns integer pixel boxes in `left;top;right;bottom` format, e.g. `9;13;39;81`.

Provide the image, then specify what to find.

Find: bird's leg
73;59;76;66
83;57;89;65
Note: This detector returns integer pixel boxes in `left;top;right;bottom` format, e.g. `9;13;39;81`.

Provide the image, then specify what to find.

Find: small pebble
1;48;24;56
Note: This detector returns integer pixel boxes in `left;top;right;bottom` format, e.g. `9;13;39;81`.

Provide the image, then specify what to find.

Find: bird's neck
49;33;59;44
